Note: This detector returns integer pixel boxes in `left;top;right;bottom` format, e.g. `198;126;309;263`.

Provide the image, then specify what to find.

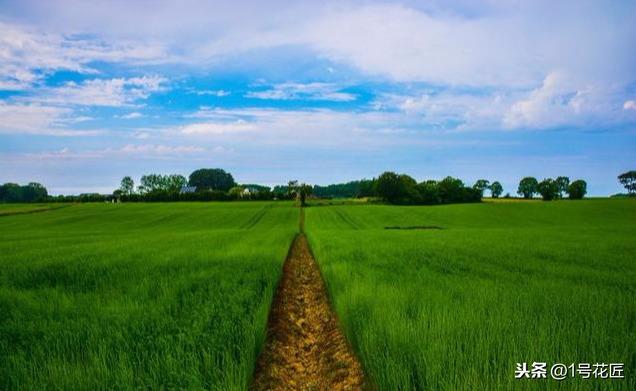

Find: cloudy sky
1;0;635;195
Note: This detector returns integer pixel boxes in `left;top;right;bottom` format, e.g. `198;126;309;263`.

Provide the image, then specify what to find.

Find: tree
119;176;135;195
375;172;419;204
139;174;164;193
568;180;587;199
228;186;245;199
0;182;48;202
297;183;312;206
438;176;465;203
287;181;312;206
618;170;636;195
537;178;560;201
555;176;570;198
375;172;402;203
188;168;235;192
417;180;440;204
517;177;538;199
23;182;48;202
473;179;490;196
287;180;299;199
0;183;22;202
489;181;503;198
165;174;187;192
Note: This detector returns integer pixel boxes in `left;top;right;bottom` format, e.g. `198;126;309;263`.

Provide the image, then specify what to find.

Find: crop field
2;199;634;390
305;199;636;390
0;204;68;216
0;202;297;390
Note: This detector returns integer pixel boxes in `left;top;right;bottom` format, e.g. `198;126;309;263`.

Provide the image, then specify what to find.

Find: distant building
242;187;260;196
180;186;197;194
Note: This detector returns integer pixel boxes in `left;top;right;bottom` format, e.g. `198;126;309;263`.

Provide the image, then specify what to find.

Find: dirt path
251;233;366;390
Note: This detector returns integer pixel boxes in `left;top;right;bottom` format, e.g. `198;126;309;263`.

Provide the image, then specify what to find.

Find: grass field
305;199;636;389
0;202;297;390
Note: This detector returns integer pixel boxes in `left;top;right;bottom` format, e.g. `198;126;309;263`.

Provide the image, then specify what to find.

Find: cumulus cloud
246;82;356;102
503;71;631;129
376;90;509;131
624;100;636;111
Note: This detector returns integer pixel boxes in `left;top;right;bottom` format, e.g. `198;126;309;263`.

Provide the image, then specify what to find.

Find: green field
306;199;636;389
0;202;297;389
1;199;634;389
0;204;67;216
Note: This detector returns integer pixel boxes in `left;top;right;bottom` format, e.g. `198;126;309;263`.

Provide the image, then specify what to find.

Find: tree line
2;170;636;203
113;168;298;202
312;173;590;204
0;182;48;203
516;176;587;200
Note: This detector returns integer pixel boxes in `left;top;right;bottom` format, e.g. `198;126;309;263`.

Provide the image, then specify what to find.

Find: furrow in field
0;205;71;217
241;205;270;229
333;208;360;230
251;233;366;390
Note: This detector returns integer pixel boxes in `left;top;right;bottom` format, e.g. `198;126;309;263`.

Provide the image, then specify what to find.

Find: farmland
0;202;297;389
305;199;636;389
1;199;634;390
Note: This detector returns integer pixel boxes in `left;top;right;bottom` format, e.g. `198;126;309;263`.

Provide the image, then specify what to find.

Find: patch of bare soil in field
251;234;366;390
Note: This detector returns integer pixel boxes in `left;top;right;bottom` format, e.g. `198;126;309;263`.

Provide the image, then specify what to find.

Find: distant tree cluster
374;172;482;205
285;180;312;206
312;180;376;198
470;179;504;198
0;182;48;202
517;176;587;200
188;169;236;192
618;171;636;195
113;168;279;202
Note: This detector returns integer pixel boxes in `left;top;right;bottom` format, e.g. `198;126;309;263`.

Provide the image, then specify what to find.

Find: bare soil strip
251;233;366;390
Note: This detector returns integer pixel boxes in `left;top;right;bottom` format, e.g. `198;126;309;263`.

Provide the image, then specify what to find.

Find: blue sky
0;0;635;195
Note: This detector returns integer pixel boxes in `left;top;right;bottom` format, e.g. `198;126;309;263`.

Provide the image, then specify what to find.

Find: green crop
0;202;297;390
305;199;636;390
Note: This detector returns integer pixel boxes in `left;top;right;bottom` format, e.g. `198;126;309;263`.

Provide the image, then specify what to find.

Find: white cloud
502;71;630;129
624;100;636;111
117;111;143;119
246;82;356;102
2;2;633;92
26;144;205;160
30;76;166;107
0;101;101;136
189;89;231;97
178;107;441;147
118;144;204;154
376;90;509;131
0;21;168;90
180;120;256;135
